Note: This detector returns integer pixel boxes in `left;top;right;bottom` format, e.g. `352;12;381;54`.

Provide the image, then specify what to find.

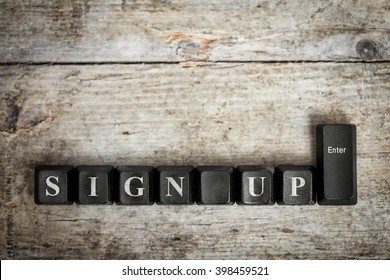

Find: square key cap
116;166;154;205
236;166;274;205
157;166;195;205
35;165;75;205
276;165;316;205
76;165;114;205
197;166;235;205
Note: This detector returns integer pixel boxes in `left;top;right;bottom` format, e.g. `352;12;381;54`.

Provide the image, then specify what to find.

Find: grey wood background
0;0;389;259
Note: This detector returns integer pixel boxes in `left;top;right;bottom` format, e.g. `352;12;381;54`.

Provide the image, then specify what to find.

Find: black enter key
316;124;357;205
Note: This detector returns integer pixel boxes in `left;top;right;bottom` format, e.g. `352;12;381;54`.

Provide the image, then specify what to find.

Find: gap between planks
1;60;390;67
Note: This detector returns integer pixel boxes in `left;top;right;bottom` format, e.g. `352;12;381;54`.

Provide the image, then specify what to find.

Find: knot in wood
356;39;380;61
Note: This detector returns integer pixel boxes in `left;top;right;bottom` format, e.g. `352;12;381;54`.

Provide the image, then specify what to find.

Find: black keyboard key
156;166;195;204
197;166;235;205
316;124;357;205
116;166;154;205
34;165;74;205
236;166;274;205
76;165;114;204
276;165;315;205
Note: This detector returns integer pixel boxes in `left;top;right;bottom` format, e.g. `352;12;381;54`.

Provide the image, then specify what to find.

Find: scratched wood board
0;63;389;259
1;0;390;260
0;0;390;62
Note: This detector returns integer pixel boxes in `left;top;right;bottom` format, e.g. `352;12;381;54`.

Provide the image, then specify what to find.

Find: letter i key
76;165;115;204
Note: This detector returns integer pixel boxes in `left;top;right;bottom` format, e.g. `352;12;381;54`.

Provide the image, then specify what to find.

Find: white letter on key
165;177;184;197
88;177;98;196
247;177;266;197
45;176;60;196
290;177;305;196
124;177;144;197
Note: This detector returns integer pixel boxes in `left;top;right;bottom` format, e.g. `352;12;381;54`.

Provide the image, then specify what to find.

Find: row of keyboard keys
35;165;317;205
34;124;357;206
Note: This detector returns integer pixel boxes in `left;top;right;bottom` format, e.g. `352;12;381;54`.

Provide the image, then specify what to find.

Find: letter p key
276;165;315;205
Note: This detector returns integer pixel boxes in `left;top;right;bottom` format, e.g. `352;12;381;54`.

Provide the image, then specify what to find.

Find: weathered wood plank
0;63;389;259
0;0;390;62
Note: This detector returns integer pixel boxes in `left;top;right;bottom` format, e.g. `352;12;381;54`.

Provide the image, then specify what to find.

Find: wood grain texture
0;0;390;62
0;63;389;259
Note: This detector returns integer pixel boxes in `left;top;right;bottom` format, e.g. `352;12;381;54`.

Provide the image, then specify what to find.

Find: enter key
316;124;357;205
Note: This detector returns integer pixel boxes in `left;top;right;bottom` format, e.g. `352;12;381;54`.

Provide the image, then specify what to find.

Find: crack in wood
4;178;15;259
6;213;14;259
1;113;61;135
1;60;390;66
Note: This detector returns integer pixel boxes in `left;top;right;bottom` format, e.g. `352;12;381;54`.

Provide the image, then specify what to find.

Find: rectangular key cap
275;165;316;205
156;166;195;205
316;124;357;205
35;165;75;205
197;166;235;205
116;166;154;205
76;165;115;205
236;165;274;205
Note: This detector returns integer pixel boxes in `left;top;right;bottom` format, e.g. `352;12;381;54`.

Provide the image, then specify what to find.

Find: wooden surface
0;0;389;260
1;0;390;62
